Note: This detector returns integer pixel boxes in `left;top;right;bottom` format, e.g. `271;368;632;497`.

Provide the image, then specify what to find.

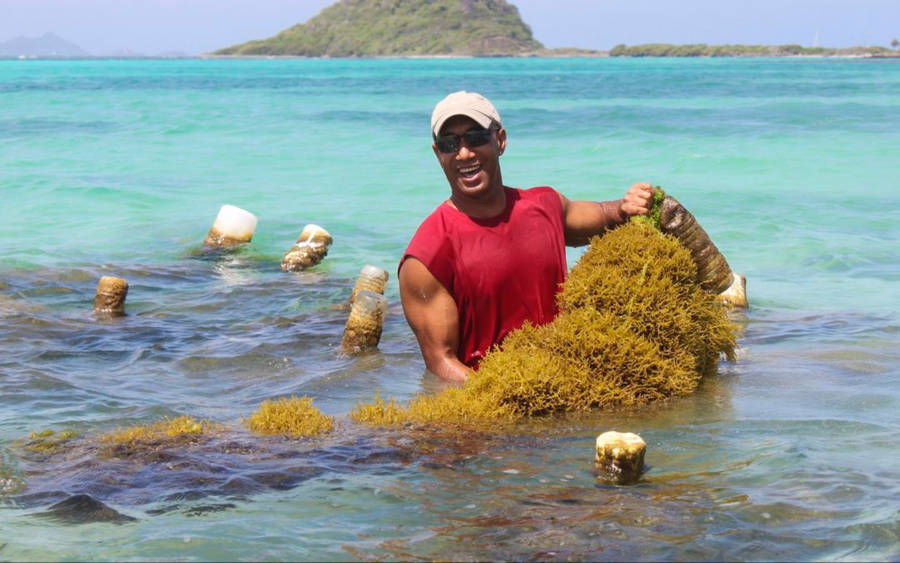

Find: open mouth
458;164;481;179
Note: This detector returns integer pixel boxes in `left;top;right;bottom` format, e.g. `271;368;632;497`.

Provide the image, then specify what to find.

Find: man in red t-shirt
400;91;653;383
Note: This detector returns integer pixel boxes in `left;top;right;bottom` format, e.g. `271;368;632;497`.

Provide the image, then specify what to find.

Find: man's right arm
398;257;471;383
560;183;654;246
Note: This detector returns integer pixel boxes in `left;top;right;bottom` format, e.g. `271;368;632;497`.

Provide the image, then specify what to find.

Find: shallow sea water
1;58;898;560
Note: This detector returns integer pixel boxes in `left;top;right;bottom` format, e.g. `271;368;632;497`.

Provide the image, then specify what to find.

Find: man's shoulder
517;185;558;198
402;201;458;282
412;200;453;235
514;186;562;211
406;201;457;252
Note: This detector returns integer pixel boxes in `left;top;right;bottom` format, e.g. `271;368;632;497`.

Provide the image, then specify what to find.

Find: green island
214;0;900;58
215;0;543;57
608;43;898;58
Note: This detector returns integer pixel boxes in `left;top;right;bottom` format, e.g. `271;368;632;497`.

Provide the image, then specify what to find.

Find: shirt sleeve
527;186;566;234
399;210;456;295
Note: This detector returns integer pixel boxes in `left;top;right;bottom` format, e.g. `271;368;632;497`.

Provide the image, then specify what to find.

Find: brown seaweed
99;416;219;455
352;219;738;426
245;396;335;437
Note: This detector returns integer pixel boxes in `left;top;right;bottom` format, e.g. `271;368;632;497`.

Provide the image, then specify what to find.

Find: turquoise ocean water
1;58;898;560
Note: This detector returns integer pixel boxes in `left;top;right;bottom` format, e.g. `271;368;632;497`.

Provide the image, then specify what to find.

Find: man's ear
496;127;507;156
432;142;440;159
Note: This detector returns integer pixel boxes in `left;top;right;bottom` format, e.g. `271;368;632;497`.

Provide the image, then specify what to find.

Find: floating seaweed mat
351;218;738;426
24;399;335;459
22;429;80;454
245;395;335;437
98;416;221;454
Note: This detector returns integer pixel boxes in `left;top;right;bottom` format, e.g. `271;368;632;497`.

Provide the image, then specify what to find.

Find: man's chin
454;178;490;198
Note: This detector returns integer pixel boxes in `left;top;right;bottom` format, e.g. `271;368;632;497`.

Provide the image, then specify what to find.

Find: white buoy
281;224;333;271
719;272;748;309
349;265;388;303
341;290;387;355
93;276;128;316
203;204;258;247
595;431;646;483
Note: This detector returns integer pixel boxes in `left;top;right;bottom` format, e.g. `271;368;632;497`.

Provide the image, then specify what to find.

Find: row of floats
92;204;389;355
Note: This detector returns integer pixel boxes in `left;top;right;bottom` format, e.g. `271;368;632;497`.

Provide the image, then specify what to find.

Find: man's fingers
621;182;654;216
629;183;653;199
622;201;649;216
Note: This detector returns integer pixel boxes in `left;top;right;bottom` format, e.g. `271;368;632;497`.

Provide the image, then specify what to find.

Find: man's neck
448;184;508;219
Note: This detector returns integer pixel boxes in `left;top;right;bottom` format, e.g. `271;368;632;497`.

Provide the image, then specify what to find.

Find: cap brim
432;110;494;137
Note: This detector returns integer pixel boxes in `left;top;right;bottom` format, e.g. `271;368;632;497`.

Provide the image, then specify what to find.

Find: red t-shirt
401;186;567;367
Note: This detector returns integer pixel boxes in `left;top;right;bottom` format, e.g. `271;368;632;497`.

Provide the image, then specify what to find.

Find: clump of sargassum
98;416;218;450
48;406;331;453
349;188;738;427
241;188;739;433
23;429;80;455
244;396;334;436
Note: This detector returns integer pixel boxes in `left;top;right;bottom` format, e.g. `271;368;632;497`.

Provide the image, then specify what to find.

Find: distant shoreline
201;52;899;60
204;43;900;59
3;49;899;61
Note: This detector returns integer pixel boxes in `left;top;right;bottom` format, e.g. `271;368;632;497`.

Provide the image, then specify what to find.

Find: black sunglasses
435;127;494;154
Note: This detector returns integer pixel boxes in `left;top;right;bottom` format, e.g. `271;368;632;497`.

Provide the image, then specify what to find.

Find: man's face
433;115;507;201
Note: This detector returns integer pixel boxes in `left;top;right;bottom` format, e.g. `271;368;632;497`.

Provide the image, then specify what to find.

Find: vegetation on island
609;43;898;58
215;0;542;57
212;0;899;59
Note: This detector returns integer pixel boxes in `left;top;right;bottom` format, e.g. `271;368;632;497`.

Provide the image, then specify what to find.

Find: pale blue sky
2;0;898;55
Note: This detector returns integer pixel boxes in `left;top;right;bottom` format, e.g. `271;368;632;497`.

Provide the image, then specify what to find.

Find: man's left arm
560;182;654;246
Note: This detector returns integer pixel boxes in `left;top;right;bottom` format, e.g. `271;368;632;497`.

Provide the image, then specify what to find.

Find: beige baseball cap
430;91;501;137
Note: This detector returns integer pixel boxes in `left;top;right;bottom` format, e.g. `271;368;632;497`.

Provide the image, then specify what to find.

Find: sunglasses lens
436;128;492;153
436;135;459;153
464;128;492;147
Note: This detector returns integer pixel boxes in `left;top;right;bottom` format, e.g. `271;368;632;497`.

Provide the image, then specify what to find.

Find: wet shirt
401;186;567;367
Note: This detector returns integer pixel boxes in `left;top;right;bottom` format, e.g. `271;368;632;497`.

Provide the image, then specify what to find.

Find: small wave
0;118;117;139
742;310;899;346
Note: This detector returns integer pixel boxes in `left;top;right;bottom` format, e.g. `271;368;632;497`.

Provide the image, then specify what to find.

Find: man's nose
455;143;476;160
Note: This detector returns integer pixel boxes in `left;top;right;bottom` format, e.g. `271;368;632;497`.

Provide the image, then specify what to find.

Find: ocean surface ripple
1;57;898;560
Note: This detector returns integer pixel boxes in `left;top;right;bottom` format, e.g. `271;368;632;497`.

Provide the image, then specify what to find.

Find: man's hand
560;182;656;246
620;182;654;217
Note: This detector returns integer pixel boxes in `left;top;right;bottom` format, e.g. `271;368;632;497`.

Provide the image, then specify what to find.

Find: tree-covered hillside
215;0;542;57
609;43;897;57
